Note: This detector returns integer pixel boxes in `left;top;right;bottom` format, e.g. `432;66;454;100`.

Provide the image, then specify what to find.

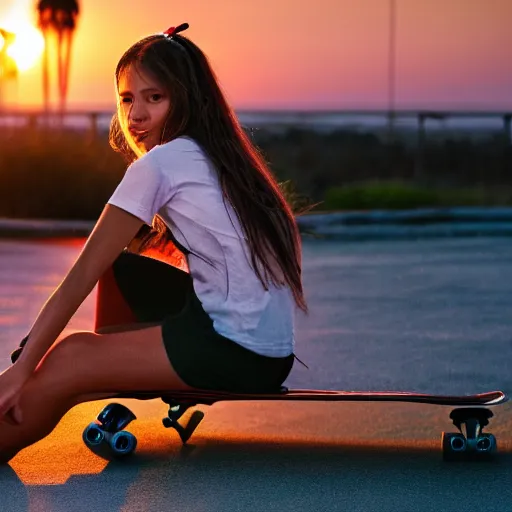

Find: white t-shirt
108;136;295;357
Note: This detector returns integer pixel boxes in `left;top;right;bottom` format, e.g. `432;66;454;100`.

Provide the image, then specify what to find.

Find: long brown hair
109;26;307;312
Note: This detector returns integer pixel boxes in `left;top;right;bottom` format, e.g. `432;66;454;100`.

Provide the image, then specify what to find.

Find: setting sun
1;0;44;73
6;24;44;72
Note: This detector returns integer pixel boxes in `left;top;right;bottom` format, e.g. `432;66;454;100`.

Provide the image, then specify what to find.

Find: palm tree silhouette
37;0;79;113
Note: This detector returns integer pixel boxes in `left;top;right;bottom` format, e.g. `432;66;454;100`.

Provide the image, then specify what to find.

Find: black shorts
112;252;294;392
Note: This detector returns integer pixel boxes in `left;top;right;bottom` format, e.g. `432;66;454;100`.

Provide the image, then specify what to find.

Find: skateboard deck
113;387;508;407
82;387;508;461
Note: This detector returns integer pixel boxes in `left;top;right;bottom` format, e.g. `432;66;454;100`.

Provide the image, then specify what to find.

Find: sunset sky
0;0;511;111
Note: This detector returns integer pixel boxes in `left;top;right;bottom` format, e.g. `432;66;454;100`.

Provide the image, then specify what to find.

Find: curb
0;218;94;238
296;207;512;240
2;207;512;241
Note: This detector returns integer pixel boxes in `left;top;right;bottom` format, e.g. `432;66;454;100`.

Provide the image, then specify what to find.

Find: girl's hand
0;364;31;425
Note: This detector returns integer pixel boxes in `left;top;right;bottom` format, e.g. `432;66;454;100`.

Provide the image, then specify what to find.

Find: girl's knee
44;331;96;363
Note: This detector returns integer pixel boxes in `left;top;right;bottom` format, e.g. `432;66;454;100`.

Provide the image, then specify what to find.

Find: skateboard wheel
110;430;137;456
162;417;172;428
442;432;467;460
476;433;497;454
83;422;106;447
442;432;497;460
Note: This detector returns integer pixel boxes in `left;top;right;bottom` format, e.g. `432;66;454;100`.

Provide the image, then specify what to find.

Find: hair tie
163;23;189;38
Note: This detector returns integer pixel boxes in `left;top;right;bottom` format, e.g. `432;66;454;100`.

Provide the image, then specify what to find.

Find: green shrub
322;182;512;211
0;128;125;219
0;125;510;220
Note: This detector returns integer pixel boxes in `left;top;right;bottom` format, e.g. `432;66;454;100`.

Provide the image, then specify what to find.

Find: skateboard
82;387;508;461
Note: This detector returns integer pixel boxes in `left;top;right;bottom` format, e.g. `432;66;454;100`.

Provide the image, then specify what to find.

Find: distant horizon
1;103;512;114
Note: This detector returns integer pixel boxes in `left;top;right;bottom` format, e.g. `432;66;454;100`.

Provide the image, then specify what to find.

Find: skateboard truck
161;400;205;444
442;408;496;460
159;388;287;443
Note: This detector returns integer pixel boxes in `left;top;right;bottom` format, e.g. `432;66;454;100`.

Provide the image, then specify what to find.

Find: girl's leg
0;325;192;464
0;253;193;462
70;319;161;403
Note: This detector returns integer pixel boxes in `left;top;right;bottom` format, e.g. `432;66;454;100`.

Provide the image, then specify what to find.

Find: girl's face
117;64;171;156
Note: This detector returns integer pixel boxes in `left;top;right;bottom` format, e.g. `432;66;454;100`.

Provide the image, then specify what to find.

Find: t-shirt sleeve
107;152;173;225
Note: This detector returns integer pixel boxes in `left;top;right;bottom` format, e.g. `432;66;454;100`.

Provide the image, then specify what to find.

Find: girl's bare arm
15;205;145;375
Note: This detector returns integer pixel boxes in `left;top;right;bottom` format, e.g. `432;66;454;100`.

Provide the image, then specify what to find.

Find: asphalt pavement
0;236;511;511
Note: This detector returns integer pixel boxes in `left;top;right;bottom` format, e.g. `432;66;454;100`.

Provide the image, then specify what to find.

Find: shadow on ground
3;440;512;512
